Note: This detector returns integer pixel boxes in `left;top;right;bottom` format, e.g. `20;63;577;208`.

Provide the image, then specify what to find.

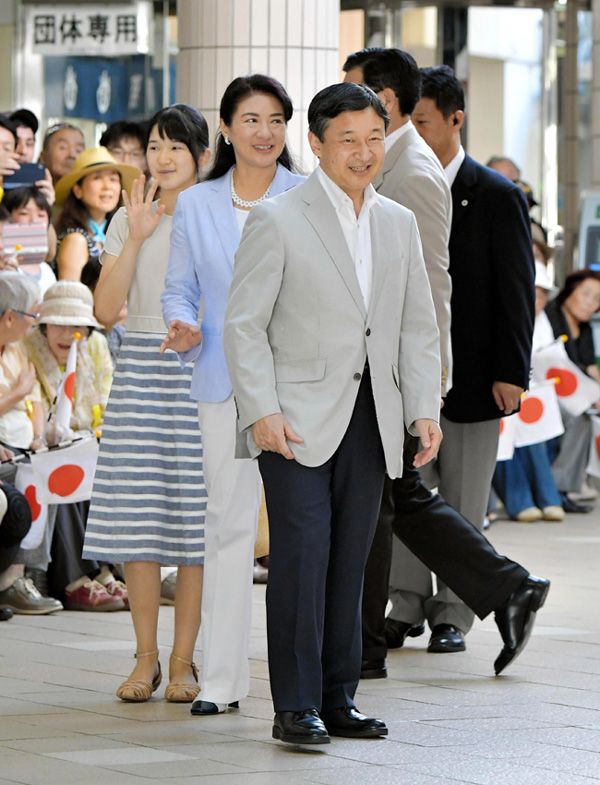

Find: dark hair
0;205;9;222
2;186;51;223
205;74;295;182
100;121;146;150
0;114;18;147
56;178;120;237
343;48;421;116
145;104;209;171
556;270;600;310
9;109;39;135
343;49;375;73
420;65;465;118
308;82;389;142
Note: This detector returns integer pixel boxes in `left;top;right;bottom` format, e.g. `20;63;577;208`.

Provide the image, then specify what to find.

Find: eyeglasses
13;309;41;321
108;147;145;162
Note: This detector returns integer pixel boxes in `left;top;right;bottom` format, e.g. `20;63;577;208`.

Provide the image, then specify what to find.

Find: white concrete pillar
562;0;579;271
177;0;340;169
591;0;600;188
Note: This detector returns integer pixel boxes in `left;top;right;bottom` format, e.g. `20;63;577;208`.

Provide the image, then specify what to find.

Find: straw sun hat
54;146;141;206
39;281;100;328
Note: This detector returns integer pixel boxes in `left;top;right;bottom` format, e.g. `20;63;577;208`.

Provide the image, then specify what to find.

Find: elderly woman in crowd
54;147;139;288
0;272;61;614
545;269;600;511
24;280;122;611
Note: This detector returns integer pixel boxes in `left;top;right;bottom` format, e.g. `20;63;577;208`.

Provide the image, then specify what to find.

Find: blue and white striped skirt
83;331;205;565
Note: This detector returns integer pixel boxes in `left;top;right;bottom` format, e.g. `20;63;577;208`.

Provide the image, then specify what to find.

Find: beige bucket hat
39;281;100;328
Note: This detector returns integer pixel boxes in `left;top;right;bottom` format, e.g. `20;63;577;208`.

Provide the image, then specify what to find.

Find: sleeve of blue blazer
161;193;203;365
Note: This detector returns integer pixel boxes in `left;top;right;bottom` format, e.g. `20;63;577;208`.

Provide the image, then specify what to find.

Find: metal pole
162;0;170;107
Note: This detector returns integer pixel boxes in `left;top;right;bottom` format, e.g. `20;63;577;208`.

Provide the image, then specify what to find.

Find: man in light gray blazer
224;83;442;746
344;49;542;679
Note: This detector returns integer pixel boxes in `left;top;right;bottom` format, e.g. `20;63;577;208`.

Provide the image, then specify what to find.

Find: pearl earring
224;135;231;145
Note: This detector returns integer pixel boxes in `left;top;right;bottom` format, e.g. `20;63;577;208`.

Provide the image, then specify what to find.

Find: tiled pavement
1;512;600;784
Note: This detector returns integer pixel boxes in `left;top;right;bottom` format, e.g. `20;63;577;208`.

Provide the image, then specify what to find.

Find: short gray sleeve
101;206;129;264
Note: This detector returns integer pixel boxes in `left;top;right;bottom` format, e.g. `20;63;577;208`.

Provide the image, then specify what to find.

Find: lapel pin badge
461;199;468;207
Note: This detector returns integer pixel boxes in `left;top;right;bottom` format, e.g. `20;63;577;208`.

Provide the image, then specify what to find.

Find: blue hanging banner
44;55;174;122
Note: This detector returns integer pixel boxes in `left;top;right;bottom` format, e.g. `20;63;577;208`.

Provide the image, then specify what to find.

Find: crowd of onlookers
0;106;598;627
0;111;167;617
486;156;600;525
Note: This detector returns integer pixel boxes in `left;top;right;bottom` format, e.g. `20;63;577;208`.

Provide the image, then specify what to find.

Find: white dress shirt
316;166;377;310
444;145;466;187
384;119;414;152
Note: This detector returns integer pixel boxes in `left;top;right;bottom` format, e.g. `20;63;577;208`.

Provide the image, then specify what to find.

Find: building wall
177;0;341;169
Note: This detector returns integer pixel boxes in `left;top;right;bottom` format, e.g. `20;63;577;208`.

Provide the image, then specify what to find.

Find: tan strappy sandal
165;654;200;703
116;649;162;702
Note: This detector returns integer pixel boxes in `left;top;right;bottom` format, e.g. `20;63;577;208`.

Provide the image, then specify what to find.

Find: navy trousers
362;434;529;661
259;372;385;712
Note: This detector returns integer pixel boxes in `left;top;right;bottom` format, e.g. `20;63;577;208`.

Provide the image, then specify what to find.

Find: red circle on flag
48;465;84;497
499;419;505;434
596;435;600;460
519;396;544;424
547;368;578;397
64;372;76;403
24;484;41;522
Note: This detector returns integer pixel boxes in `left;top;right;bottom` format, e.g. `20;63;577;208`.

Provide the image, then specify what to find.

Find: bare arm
0;362;37;417
95;176;164;328
94;242;141;328
30;401;45;451
56;231;89;281
46;224;57;263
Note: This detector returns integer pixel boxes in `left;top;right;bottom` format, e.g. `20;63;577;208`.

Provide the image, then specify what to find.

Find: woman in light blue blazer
161;75;304;716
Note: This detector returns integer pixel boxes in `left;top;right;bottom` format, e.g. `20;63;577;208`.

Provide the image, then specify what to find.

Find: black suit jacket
443;154;535;423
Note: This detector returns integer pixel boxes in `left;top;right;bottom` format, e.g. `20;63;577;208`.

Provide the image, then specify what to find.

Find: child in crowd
2;185;57;295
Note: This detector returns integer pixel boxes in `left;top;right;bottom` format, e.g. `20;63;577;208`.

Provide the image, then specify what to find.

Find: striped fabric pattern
83;332;205;565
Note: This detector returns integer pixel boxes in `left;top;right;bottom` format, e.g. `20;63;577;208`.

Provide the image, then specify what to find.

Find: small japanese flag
532;338;600;416
13;462;48;550
497;414;518;461
586;415;600;479
514;381;565;447
31;436;99;505
53;333;80;442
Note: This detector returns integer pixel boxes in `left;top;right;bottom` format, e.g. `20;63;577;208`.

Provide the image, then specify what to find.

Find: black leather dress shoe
428;624;466;653
560;493;592;514
272;709;330;744
384;618;425;649
494;574;550;675
0;606;13;621
360;658;387;679
321;706;388;738
190;700;239;715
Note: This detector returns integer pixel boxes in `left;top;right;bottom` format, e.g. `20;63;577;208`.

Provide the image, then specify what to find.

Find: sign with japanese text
26;2;153;56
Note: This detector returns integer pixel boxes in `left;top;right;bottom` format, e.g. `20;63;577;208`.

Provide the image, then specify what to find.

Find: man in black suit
342;51;551;678
386;65;546;655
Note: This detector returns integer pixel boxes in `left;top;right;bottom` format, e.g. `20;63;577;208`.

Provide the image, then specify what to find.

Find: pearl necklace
230;171;272;209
